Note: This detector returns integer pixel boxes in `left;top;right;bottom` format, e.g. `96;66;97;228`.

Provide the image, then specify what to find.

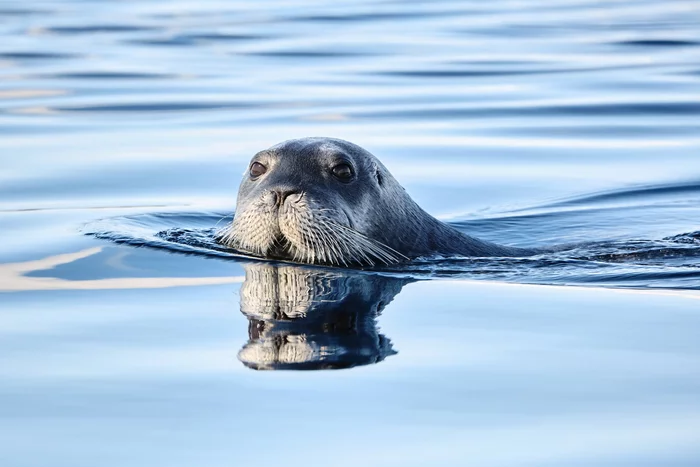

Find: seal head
219;137;530;266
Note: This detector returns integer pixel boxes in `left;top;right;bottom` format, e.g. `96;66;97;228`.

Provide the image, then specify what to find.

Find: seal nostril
273;189;299;206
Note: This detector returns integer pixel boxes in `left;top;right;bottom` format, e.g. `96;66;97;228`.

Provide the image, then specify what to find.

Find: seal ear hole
376;169;384;186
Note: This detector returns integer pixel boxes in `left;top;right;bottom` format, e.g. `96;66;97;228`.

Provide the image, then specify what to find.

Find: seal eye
249;162;267;179
332;163;353;182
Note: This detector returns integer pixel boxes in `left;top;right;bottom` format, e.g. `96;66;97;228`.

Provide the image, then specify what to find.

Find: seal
218;137;534;266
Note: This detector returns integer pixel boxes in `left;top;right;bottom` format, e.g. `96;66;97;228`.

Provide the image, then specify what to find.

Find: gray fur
219;137;534;266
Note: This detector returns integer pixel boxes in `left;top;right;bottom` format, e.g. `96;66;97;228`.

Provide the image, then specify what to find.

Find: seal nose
272;188;299;206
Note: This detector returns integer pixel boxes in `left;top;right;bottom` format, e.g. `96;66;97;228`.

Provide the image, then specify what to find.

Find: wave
84;202;700;290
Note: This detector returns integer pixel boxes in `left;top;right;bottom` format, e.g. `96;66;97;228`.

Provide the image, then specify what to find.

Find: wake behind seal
218;137;535;266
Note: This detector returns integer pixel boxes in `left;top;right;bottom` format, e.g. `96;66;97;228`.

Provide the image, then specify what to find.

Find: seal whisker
317;225;338;265
316;217;349;266
319;217;364;266
306;216;334;264
324;221;409;265
308;207;408;265
213;213;234;230
330;221;382;266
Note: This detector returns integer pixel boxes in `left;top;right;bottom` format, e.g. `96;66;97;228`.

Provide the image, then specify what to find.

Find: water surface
2;0;700;466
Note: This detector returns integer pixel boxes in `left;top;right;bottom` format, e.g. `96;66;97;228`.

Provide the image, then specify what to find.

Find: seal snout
270;188;302;207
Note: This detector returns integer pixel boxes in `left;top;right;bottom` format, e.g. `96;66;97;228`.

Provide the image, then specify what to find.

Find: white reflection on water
0;247;243;291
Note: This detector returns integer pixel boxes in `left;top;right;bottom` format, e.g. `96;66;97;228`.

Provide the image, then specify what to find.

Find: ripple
85;209;700;290
0;52;78;60
55;102;255;113
128;33;262;47
48;72;175;80
45;25;158;34
293;11;452;22
84;213;249;261
249;50;371;58
536;181;700;209
614;39;700;47
0;8;51;16
182;33;263;42
128;37;203;47
496;124;700;137
354;102;700;120
376;64;644;78
379;70;543;78
665;232;700;244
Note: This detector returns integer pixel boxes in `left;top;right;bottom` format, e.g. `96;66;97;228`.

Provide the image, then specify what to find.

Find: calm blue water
2;1;700;466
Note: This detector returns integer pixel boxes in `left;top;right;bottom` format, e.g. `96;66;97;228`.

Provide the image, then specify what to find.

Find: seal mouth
264;232;293;261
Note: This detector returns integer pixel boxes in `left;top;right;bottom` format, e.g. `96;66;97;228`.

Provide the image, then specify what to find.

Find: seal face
219;137;530;266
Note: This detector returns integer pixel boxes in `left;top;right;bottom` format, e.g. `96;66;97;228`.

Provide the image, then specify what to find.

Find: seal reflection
237;263;408;370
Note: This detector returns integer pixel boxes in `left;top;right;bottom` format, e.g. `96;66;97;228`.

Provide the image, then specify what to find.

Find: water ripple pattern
3;0;700;281
3;2;700;465
2;0;699;139
85;179;700;289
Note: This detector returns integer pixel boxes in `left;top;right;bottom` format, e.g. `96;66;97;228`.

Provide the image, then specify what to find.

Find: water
2;0;700;465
